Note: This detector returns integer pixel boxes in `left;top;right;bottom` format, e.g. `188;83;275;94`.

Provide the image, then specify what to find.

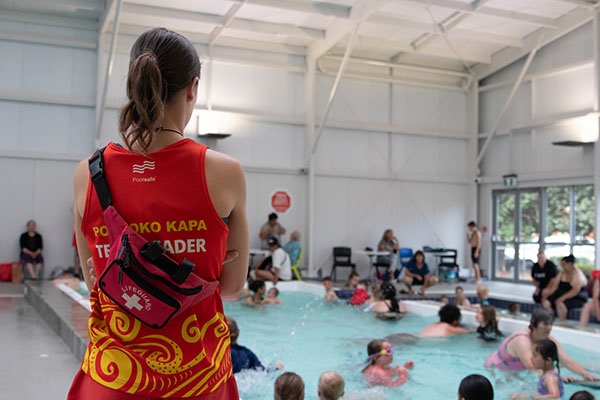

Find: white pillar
592;10;600;269
305;57;317;277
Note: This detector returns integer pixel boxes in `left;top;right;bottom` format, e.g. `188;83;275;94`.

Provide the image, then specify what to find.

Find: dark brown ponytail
118;28;201;153
119;51;164;153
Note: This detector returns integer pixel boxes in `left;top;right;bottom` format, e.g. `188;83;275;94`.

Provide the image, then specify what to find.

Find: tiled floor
0;282;80;400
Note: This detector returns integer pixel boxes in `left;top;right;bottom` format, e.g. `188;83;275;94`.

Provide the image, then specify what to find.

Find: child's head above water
365;339;393;367
356;279;369;290
267;287;280;298
318;371;345;400
508;302;520;314
458;374;494;400
226;317;239;344
532;338;560;373
249;279;266;294
274;372;305;400
439;304;462;326
440;294;449;304
478;305;497;326
476;284;489;299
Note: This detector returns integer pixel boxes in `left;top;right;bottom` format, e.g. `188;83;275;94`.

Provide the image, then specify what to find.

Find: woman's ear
186;77;199;104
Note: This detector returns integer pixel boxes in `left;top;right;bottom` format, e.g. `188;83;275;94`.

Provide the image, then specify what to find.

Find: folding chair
331;247;356;282
290;249;303;281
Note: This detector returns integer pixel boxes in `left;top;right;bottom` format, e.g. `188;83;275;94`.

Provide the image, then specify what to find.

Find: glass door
517;190;541;281
492;189;542;282
493;191;516;280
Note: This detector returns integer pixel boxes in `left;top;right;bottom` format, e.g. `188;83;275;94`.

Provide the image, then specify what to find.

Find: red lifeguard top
80;140;236;399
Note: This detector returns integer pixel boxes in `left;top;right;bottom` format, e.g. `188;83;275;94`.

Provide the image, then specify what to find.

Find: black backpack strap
88;147;112;210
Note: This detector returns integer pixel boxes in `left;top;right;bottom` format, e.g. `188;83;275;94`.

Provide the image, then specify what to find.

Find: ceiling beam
0;9;98;30
118;23;307;56
6;0;104;14
474;7;594;80
551;0;600;7
229;0;351;18
342;36;491;64
99;0;117;35
0;28;96;49
321;55;470;78
368;14;523;48
307;0;386;60
121;3;324;40
399;0;558;29
228;18;324;39
208;1;245;46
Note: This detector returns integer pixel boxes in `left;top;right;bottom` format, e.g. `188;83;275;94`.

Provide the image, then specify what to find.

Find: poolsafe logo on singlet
132;161;157;183
121;285;152;311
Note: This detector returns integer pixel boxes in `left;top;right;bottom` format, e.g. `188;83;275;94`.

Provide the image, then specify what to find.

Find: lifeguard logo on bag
120;285;152;311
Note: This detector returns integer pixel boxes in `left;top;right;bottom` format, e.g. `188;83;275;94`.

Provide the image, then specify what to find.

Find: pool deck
1;278;599;399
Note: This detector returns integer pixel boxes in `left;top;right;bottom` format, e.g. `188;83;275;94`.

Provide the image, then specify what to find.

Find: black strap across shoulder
87;148;195;284
88;148;112;211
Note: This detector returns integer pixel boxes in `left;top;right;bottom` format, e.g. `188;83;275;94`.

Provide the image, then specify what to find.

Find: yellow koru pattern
82;289;232;397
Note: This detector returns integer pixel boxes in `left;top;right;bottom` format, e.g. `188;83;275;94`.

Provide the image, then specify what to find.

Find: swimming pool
225;284;600;400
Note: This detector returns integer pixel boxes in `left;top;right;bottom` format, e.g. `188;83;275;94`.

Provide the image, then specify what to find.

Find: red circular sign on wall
271;190;292;213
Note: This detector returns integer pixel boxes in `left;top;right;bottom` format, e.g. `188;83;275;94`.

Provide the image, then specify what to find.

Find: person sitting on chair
403;250;438;296
377;229;399;279
20;219;44;280
283;230;302;265
254;237;291;284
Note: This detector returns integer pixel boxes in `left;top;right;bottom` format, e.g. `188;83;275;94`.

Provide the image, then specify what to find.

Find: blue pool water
224;291;600;400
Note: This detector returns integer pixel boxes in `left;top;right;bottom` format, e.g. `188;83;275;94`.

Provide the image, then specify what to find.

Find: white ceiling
1;0;599;90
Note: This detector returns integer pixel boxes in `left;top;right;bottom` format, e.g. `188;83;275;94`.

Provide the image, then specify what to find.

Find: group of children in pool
232;277;597;398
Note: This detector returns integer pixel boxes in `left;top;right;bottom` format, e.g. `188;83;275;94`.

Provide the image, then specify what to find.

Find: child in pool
323;276;338;302
511;338;564;399
458;374;494;400
455;286;471;307
318;371;345;400
274;372;305;400
348;280;370;306
476;305;503;342
508;302;521;315
265;287;283;304
227;317;283;373
245;279;266;305
570;391;595;400
362;339;414;387
440;294;449;305
477;284;490;307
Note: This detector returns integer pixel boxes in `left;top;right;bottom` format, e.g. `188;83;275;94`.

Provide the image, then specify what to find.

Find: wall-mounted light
198;110;221;135
552;113;598;147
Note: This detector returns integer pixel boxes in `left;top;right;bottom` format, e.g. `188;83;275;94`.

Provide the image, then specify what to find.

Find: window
492;184;595;282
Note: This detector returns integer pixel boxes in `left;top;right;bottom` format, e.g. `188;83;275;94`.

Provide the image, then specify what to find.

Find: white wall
477;22;597;278
1;26;471;280
0;21;97;275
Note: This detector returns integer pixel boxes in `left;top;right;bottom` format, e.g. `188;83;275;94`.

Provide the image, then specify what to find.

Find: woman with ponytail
69;28;248;399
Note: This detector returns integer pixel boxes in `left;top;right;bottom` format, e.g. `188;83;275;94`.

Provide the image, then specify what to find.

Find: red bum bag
89;149;218;329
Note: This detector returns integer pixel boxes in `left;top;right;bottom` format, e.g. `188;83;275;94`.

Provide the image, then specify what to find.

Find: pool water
224;292;600;400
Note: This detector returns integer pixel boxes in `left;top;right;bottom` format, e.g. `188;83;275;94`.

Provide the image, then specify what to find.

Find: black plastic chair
372;255;392;280
331;247;356;282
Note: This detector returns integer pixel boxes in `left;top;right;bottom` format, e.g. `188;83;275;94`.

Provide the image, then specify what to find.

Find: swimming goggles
368;347;393;361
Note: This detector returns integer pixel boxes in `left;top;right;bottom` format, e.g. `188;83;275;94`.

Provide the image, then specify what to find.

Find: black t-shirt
20;232;43;252
531;260;558;289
